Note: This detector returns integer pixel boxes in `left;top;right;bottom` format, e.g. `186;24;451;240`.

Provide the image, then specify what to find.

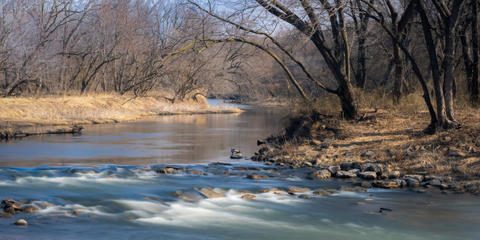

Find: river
0;100;479;240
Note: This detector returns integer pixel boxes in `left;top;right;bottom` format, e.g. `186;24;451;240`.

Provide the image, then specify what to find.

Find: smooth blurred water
0;100;286;167
0;164;479;240
0;101;479;240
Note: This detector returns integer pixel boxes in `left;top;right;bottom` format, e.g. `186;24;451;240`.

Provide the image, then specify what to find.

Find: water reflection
0;106;287;167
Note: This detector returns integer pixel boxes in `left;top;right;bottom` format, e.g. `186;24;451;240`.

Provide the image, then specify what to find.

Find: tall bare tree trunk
392;44;403;104
471;0;479;105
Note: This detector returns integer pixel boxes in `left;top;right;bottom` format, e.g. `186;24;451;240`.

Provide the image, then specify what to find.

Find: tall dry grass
0;93;241;128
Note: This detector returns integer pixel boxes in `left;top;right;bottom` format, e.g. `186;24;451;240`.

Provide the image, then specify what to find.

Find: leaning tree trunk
417;0;450;128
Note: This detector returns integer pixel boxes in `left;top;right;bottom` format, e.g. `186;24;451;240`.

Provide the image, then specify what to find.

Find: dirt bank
252;108;480;195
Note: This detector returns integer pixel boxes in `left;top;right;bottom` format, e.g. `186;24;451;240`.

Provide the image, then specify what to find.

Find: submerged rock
241;194;256;200
312;189;331;196
247;174;269;180
0;212;13;218
172;191;203;202
340;186;367;192
14;219;28;226
298;194;312;199
156;168;177;174
20;205;39;213
194;187;225;199
287;186;310;194
187;170;205;176
308;170;331;179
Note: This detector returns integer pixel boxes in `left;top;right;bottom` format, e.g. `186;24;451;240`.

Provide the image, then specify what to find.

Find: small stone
287;186;310;194
187;170;205;175
359;171;377;180
194;188;225;198
360;181;372;188
241;194;256;200
14;219;27;226
352;162;364;170
404;178;420;188
404;174;424;182
312;189;331;196
335;170;358;178
364;163;382;174
156;168;176;174
340;162;353;170
308;170;331;179
302;161;313;168
340;186;367;192
327;165;340;174
298;194;312;199
247;174;269;180
427;178;442;187
374;179;404;188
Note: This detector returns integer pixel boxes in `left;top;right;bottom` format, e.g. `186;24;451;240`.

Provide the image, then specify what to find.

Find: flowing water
0;100;479;240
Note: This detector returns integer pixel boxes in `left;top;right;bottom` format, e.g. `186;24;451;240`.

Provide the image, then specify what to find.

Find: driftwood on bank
0;125;83;140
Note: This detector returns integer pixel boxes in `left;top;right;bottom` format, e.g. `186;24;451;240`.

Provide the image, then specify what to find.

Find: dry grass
0;93;242;129
273;101;480;184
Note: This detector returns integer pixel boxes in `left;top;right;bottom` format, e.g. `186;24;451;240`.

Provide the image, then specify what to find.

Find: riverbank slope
252;108;480;194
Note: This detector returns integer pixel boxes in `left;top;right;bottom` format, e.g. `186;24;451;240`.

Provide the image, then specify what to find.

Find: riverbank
0;94;242;140
251;108;480;195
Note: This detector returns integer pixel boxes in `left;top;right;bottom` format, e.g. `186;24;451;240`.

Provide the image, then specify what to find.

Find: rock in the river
172;191;203;202
20;205;39;213
373;179;405;188
230;149;244;159
335;170;358;178
340;186;368;192
0;212;13;218
312;189;331;196
359;171;377;180
241;194;256;200
327;165;340;175
14;219;27;226
194;188;225;199
156;168;176;174
308;170;331;180
187;170;205;175
404;178;420;188
247;174;269;180
287;186;310;194
1;199;23;214
298;194;312;199
404;174;424;182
